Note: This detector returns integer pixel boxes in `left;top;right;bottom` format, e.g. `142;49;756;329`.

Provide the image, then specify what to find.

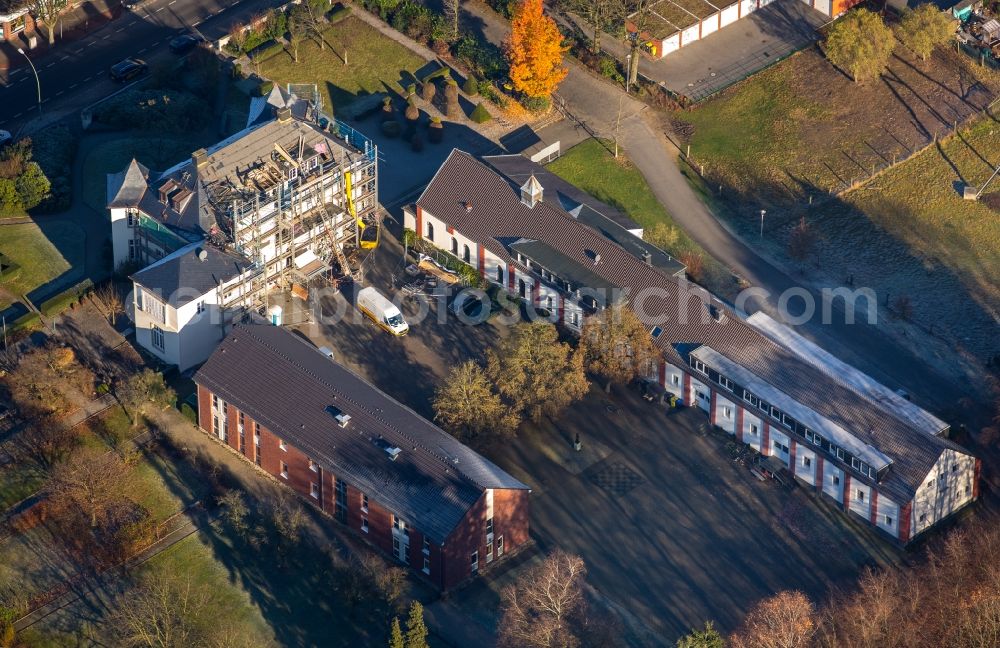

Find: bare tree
111;573;210;648
622;0;654;89
730;590;816;648
7;409;78;470
114;368;174;426
562;0;620;54
288;31;304;63
46;447;134;528
94;283;125;326
33;0;68;46
499;551;587;648
442;0;460;42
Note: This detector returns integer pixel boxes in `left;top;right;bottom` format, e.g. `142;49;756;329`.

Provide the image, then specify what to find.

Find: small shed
983;19;1000;44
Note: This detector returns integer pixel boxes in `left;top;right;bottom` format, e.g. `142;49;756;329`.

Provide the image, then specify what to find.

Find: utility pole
17;48;42;116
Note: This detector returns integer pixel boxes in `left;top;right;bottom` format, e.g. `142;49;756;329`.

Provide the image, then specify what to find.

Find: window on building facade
280;462;289;479
279;439;287;451
672;374;681;387
857;489;865;502
773;441;789;455
463;244;470;263
833;475;840;486
487;540;494;563
310;482;319;499
496;266;503;283
362;494;369;513
692;359;707;375
423;538;430;555
486;517;493;537
749;424;759;436
129;239;136;260
451;237;458;255
919;513;927;523
362;517;369;533
393;516;409;537
497;535;504;556
884;515;893;526
335;479;347;522
723;406;733;419
426;222;434;241
423;555;430;575
196;301;206;314
719;376;734;391
309;459;318;472
547;296;553;309
470;551;479;572
151;325;165;351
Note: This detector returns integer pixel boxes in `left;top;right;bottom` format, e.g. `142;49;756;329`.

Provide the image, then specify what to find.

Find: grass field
547;138;736;296
674;47;1000;207
81;136;204;214
259;16;427;113
794;118;1000;360
0;221;84;309
16;532;276;647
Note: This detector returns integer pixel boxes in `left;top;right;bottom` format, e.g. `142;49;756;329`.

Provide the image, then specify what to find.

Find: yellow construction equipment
346;170;379;250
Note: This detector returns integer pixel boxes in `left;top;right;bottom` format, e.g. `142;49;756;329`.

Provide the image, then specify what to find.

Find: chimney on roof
593;253;601;265
192;149;208;170
276;106;292;123
641;250;652;266
520;174;543;209
709;303;726;324
464;201;473;212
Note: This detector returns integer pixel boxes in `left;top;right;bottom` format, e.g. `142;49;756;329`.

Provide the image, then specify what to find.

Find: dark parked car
169;34;200;55
110;58;147;82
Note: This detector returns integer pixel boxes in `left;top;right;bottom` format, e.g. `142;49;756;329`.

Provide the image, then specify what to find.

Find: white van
357;287;409;336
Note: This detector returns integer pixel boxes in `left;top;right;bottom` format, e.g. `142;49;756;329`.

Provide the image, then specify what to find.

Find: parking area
654;0;828;101
292;232;903;644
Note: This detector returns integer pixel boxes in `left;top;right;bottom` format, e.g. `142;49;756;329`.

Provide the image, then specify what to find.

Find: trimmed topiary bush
421;81;436;102
428;117;443;143
381;97;394;121
444;79;460;119
470;102;491;124
405;99;419;122
257;81;274;96
327;3;352;22
381;121;402;138
462;76;479;96
407;83;417;98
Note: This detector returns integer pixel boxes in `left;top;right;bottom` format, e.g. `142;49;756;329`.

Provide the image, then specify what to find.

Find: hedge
421;66;452;84
247;39;284;63
257;81;274;97
39;278;93;317
327;4;351;22
94;89;210;132
9;311;40;333
180;402;198;425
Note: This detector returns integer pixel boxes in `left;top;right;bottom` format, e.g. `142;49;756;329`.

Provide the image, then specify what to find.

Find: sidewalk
0;0;121;74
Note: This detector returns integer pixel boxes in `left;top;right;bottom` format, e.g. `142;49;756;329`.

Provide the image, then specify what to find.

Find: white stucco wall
911;448;977;537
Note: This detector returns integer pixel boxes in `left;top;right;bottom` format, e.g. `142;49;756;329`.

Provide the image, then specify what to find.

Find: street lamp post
759;209;766;239
17;48;42;117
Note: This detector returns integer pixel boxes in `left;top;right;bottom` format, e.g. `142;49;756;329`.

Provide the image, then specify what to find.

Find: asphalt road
0;0;284;132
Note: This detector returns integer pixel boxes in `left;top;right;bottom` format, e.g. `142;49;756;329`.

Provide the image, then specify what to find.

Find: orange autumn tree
504;0;568;101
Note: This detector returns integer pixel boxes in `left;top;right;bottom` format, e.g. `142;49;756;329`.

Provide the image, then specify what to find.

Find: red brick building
194;323;531;590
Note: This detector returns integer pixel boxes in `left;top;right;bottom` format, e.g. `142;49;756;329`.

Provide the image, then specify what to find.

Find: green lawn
259;16;427;113
0;221;84;308
547;138;736;296
81;136;205;214
673;46;1000;207
16;533;276;648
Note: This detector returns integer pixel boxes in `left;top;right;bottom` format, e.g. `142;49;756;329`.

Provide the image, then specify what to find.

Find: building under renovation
107;94;378;370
